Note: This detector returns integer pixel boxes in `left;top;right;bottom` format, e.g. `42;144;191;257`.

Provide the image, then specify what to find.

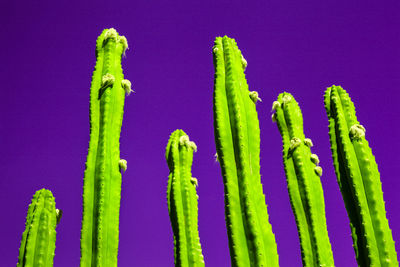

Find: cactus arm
273;97;315;266
325;85;398;266
166;130;205;267
212;36;279;267
324;88;366;266
80;28;130;267
17;189;59;267
273;93;335;267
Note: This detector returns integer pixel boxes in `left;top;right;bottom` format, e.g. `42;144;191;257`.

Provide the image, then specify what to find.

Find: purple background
1;1;399;266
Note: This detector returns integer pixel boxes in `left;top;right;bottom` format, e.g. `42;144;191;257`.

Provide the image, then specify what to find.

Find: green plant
272;92;334;267
17;189;61;267
166;129;204;267
80;28;131;267
212;35;279;267
324;85;398;266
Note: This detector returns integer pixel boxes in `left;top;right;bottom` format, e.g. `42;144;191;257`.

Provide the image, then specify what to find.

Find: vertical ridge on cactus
17;189;60;267
324;85;398;266
80;28;131;267
166;129;205;267
212;35;279;267
272;92;335;267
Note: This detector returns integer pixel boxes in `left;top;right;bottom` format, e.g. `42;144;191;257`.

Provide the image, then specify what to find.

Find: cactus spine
324;85;398;266
166;129;205;267
17;189;61;267
80;28;131;267
272;92;334;267
212;35;279;267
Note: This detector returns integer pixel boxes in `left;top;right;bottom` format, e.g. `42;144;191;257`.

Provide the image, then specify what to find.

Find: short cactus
166;129;205;267
212;35;279;266
80;28;131;267
17;189;61;267
324;85;398;266
272;92;334;267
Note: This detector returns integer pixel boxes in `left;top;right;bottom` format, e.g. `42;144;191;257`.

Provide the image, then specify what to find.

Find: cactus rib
212;35;279;267
166;129;205;267
272;92;334;267
324;85;398;266
17;189;60;267
80;28;131;267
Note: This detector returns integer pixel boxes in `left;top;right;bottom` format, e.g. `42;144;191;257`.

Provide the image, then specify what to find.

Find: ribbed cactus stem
272;92;334;267
324;85;398;266
212;35;279;267
17;189;60;267
80;28;131;267
166;129;205;267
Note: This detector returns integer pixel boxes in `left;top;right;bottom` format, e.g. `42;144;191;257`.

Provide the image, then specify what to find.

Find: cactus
272;92;334;267
166;129;205;267
17;189;61;267
212;35;279;267
80;28;131;267
324;85;398;266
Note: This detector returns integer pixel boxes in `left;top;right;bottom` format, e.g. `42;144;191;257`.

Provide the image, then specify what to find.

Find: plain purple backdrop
1;1;399;266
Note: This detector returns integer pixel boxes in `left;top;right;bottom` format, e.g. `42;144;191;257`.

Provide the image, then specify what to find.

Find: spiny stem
324;85;398;267
212;35;279;267
166;129;205;267
272;92;334;267
80;28;131;267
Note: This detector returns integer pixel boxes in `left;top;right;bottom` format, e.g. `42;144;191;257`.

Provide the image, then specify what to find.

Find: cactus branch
272;92;335;267
80;28;130;267
166;129;205;267
212;35;279;267
324;85;398;266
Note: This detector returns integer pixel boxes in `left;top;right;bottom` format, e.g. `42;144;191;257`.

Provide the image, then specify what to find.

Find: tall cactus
166;129;205;267
212;35;279;267
324;85;398;266
17;189;61;267
272;92;334;267
80;28;132;267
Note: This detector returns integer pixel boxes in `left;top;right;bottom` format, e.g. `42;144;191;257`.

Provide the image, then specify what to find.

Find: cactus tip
271;101;281;111
214;152;219;162
213;46;219;53
310;154;320;165
289;137;302;152
282;94;292;105
314;166;323;176
121;79;133;95
179;135;189;146
118;35;129;55
102;73;115;87
241;54;248;70
190;177;199;187
271;113;277;123
304;138;313;147
56;209;63;225
249;91;262;104
349;124;366;140
119;159;128;172
104;28;119;42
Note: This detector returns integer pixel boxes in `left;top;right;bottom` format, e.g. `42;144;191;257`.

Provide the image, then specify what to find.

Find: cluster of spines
166;129;204;267
17;189;60;267
324;85;398;266
272;92;334;267
212;35;279;267
80;28;131;267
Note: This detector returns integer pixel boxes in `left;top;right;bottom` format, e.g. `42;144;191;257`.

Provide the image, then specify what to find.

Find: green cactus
212;35;279;267
324;85;398;266
166;129;205;267
272;92;334;267
17;189;61;267
80;28;131;267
